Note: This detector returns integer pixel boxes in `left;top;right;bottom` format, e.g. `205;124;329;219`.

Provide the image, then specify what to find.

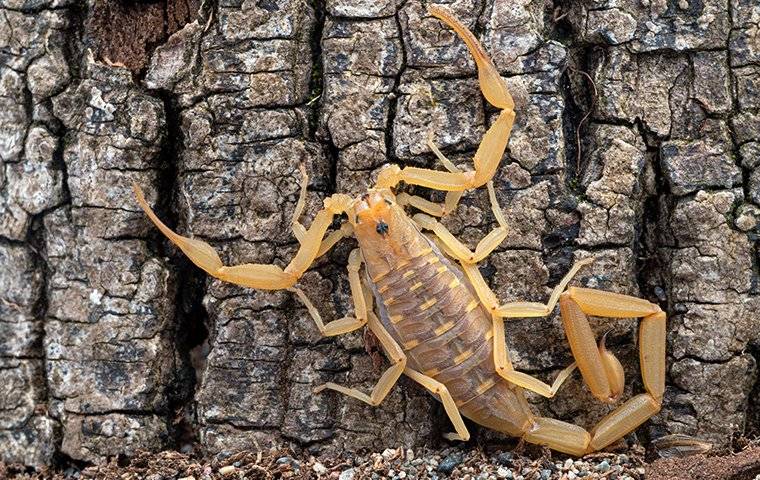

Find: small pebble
313;462;327;475
382;449;397;461
178;477;196;480
541;469;551;480
597;461;611;472
496;467;510;478
564;459;574;470
339;468;356;480
218;465;236;476
497;452;514;466
568;472;577;480
578;471;588;477
438;453;463;474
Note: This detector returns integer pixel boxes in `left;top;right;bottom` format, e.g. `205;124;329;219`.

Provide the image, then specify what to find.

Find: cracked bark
1;0;758;467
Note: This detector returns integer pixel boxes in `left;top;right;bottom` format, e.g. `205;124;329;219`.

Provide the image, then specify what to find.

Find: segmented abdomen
367;239;534;437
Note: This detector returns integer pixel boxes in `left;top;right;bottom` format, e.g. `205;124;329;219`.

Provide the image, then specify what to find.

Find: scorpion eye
376;221;389;235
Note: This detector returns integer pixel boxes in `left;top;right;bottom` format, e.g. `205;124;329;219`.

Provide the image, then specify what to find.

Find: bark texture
1;0;759;467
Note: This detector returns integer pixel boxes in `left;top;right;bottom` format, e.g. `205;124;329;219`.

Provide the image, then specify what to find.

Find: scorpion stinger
375;6;515;197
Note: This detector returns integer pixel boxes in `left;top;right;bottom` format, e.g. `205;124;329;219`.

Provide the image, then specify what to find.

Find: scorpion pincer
132;6;666;456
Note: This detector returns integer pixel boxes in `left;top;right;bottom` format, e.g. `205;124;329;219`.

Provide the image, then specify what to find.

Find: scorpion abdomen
366;225;534;437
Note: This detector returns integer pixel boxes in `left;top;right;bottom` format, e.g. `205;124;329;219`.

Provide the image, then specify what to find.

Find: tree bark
1;0;758;466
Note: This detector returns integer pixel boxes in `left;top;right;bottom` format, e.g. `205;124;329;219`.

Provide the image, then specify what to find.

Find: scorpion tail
428;5;513;111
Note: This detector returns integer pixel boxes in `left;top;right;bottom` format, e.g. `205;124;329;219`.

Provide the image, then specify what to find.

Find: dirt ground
2;443;759;480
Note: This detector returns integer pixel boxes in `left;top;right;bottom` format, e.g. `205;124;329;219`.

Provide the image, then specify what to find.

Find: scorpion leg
492;259;595;317
395;133;465;217
375;6;514;192
396;190;463;218
316;222;354;259
459;259;594;398
133;182;353;290
426;130;466;216
491;314;577;398
413;182;508;264
308;250;407;405
291;165;354;258
458;257;593;315
404;368;471;441
314;311;408;406
289;249;368;337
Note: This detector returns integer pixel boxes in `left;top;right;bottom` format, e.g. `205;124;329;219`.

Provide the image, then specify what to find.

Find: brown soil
3;445;760;479
87;0;201;72
647;446;760;480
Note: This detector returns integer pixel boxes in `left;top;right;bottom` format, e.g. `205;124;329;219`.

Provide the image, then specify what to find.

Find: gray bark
1;0;758;467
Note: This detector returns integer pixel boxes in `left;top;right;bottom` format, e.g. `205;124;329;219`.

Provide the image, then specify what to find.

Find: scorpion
132;6;666;456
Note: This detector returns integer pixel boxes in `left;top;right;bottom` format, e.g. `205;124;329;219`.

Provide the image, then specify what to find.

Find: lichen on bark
1;0;759;467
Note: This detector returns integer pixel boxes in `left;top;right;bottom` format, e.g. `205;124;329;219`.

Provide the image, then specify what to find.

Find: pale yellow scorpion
133;6;666;455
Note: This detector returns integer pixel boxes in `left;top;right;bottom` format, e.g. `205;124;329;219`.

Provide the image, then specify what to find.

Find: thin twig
568;67;598;174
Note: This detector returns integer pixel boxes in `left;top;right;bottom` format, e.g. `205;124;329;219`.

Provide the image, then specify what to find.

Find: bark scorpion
133;6;666;456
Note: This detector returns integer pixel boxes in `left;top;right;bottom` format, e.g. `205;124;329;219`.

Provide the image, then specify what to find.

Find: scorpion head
351;189;397;234
351;188;430;274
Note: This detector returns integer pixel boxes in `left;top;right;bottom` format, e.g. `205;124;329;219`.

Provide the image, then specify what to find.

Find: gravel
4;442;759;479
0;445;652;479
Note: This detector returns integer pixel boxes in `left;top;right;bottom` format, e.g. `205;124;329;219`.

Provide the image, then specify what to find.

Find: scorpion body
133;5;666;456
360;198;533;439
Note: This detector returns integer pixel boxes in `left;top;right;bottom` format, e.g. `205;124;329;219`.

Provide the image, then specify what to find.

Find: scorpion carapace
133;6;666;456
